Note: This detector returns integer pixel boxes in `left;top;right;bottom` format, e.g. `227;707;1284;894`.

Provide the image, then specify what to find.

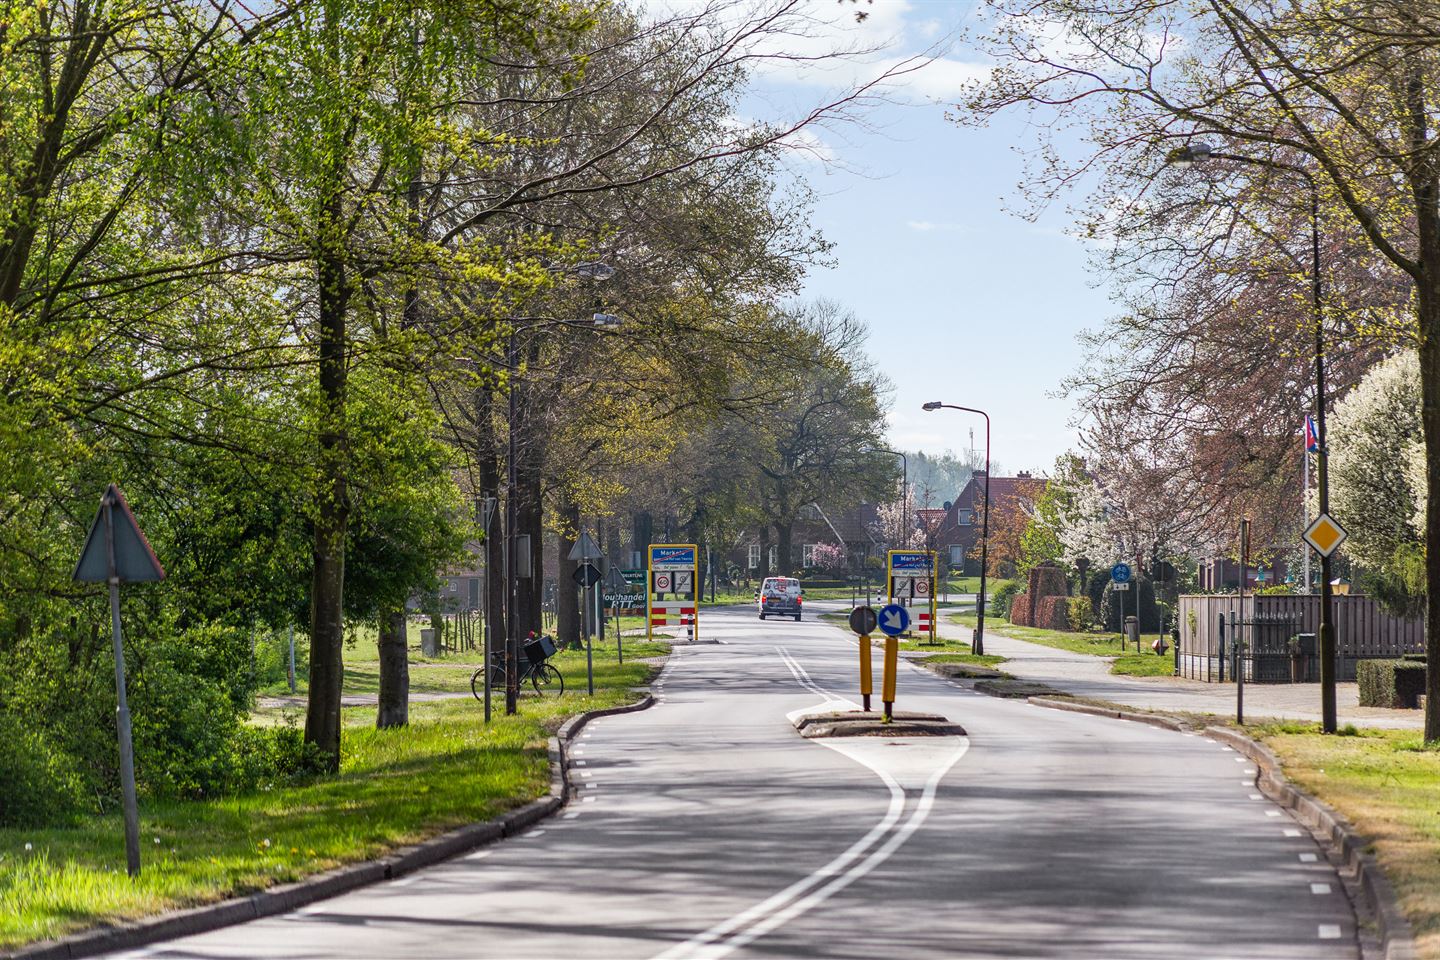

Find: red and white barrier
650;603;696;629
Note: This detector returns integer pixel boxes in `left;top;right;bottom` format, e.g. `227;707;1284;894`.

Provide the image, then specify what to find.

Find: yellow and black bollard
859;635;873;711
882;635;898;721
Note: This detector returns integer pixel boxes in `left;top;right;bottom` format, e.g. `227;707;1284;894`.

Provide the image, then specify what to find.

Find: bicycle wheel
470;667;486;702
531;662;564;696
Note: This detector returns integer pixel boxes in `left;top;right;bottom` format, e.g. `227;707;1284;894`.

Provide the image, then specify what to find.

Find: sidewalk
935;615;1424;730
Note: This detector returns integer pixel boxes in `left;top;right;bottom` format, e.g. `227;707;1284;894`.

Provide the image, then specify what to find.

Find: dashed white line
1265;810;1282;817
575;760;587;766
1299;853;1318;862
582;796;596;803
1311;883;1332;895
1284;829;1303;837
1249;793;1263;800
524;830;547;839
581;771;593;778
1318;924;1342;939
563;812;581;819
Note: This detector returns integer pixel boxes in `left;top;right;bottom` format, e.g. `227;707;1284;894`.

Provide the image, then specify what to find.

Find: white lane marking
1318;925;1342;939
1311;883;1332;895
1284;829;1303;837
1244;768;1256;774
586;782;598;789
523;830;546;839
582;796;596;803
1240;781;1252;786
464;850;493;862
1222;746;1234;752
575;760;587;766
1265;810;1282;817
1299;853;1318;862
564;812;581;819
1249;794;1264;800
658;739;969;960
1234;757;1246;763
581;771;593;778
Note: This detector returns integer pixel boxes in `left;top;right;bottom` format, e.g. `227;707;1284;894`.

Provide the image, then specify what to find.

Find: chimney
1018;471;1031;479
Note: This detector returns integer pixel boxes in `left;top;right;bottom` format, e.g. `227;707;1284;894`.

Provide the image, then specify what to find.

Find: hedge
1357;659;1427;709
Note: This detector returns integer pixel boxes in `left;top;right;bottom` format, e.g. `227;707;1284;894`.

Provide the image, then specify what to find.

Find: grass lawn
0;643;667;951
1253;724;1440;958
948;611;1175;678
917;652;1006;669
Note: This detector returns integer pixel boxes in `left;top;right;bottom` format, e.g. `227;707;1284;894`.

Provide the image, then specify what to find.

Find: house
932;471;1048;575
727;502;883;577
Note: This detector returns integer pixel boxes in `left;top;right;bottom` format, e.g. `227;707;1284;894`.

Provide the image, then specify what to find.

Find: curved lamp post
922;401;991;656
1166;142;1337;734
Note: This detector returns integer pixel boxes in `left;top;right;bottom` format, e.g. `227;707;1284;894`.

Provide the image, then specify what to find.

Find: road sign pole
103;498;142;878
860;635;873;712
882;636;898;722
586;579;595;696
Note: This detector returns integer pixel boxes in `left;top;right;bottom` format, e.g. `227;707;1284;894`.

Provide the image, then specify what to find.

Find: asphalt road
111;606;1359;959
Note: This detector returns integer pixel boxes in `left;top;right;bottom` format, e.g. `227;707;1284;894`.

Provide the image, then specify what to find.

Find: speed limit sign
655;572;672;592
915;578;930;597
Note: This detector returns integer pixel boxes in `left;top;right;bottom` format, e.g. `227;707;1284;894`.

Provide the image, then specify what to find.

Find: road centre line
1311;883;1332;895
656;739;969;960
1300;853;1318;862
1319;924;1342;939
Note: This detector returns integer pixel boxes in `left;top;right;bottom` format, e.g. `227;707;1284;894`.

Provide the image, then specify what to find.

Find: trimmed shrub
1009;593;1033;626
1357;659;1427;709
1034;595;1069;631
1066;596;1093;631
989;580;1021;617
0;714;89;828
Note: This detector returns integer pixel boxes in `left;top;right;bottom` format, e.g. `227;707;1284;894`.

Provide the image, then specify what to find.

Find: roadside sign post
648;544;699;642
568;531;605;695
73;484;165;878
877;603;909;721
887;550;936;642
848;605;878;711
1111;562;1134;652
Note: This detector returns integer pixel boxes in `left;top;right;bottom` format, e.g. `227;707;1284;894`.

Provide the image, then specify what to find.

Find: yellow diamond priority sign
1303;513;1348;558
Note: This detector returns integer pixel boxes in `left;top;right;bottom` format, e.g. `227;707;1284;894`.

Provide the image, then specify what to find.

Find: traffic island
792;710;967;739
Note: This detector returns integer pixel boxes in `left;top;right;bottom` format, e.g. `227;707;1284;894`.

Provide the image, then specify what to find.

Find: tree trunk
776;522;794;576
557;499;581;648
376;608;408;728
1420;290;1440;742
759;525;772;579
477;393;506;671
523;472;544;639
304;247;349;771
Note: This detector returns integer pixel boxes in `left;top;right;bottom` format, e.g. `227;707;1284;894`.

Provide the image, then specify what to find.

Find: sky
736;0;1117;476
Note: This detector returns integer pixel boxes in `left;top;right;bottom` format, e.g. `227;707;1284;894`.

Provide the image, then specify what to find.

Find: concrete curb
1204;726;1417;960
1027;696;1185;732
10;694;658;960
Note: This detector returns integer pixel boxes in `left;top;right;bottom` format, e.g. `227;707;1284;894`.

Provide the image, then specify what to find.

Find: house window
768;545;777;569
798;504;821;520
950;545;965;566
748;543;760;569
802;543;816;567
958;510;974;526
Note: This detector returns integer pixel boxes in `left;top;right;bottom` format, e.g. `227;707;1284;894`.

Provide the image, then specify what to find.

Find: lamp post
923;402;991;656
504;262;616;715
1167;142;1337;733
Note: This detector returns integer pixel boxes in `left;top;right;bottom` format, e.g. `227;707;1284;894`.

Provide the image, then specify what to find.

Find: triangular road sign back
567;530;604;561
73;484;165;583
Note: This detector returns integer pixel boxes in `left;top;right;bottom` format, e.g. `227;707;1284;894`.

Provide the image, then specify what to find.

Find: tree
962;0;1440;737
1330;351;1424;616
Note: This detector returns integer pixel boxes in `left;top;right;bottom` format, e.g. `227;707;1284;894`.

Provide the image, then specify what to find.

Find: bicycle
470;633;564;700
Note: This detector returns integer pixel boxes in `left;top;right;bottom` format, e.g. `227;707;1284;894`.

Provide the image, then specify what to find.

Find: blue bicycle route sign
1111;563;1132;584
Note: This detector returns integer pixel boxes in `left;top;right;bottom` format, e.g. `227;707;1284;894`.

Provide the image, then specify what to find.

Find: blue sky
739;0;1116;475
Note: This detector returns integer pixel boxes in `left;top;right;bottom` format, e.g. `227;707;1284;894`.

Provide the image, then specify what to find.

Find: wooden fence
1177;594;1423;681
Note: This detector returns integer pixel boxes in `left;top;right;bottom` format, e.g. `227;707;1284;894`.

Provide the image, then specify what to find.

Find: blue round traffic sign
877;603;910;637
1111;563;1132;584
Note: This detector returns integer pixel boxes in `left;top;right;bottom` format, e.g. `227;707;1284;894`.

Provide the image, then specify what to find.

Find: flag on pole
1304;415;1320;453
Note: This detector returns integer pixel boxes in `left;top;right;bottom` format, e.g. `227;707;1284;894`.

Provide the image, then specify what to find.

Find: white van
757;577;803;621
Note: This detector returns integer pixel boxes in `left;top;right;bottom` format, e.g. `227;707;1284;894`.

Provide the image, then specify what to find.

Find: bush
989;580;1021;617
0;715;89;828
1066;596;1093;631
1357;659;1427;709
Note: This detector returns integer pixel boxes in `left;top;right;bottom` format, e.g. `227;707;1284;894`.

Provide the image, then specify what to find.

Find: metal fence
1176;612;1307;683
1177;594;1422;682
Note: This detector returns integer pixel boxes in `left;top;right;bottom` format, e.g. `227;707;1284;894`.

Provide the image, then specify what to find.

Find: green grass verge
917;652;1006;668
948;612;1175;677
1253;724;1440;957
0;643;667;951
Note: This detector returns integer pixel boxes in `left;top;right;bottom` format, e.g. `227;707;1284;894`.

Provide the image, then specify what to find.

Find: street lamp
1166;141;1339;734
922;401;991;656
503;262;616;715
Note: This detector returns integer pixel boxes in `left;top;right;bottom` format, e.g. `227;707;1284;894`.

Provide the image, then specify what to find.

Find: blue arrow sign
878;603;910;637
1111;563;1132;584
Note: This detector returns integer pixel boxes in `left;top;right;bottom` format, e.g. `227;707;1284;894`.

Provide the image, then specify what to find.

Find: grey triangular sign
567;530;604;561
73;484;165;583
